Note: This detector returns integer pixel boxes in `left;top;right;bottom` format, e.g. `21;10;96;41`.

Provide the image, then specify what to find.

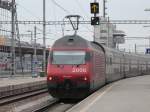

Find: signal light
90;3;99;14
91;17;100;25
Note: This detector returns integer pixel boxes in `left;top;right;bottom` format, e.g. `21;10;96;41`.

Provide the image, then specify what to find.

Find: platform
0;76;47;98
68;75;150;112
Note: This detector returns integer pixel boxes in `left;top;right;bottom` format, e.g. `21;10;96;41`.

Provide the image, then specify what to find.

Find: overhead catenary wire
16;3;41;20
51;0;70;14
75;0;90;19
49;0;93;36
74;0;93;33
29;26;62;41
51;1;58;37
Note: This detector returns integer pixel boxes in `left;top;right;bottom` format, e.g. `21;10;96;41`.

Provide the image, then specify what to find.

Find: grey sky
15;0;150;52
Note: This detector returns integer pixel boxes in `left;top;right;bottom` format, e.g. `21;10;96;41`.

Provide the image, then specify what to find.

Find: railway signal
90;2;100;26
90;3;99;14
91;17;99;25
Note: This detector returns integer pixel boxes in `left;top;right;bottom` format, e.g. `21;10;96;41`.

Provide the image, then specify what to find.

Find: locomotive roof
51;35;150;59
52;35;91;49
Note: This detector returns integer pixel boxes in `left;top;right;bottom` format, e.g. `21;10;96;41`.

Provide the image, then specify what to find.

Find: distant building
0;37;45;75
95;17;125;48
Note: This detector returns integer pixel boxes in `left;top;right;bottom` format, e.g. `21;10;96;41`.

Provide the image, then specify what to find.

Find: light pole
27;27;37;76
11;0;16;76
27;30;33;73
27;30;33;45
103;0;107;18
31;26;37;77
34;26;37;62
28;27;37;63
144;9;150;48
107;17;110;47
43;0;46;73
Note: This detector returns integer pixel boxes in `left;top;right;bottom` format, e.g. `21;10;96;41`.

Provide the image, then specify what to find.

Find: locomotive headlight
83;77;87;81
79;76;88;81
48;76;53;81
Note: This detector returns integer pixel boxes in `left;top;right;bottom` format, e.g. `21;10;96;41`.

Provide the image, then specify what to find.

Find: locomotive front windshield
52;51;86;65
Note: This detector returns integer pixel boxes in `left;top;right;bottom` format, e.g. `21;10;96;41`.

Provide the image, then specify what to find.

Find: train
47;35;150;99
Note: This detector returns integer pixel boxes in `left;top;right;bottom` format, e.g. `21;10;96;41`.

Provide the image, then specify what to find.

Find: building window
100;37;107;40
100;30;107;33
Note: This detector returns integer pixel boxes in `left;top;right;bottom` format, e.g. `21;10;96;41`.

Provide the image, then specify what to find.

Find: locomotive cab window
51;51;86;65
85;52;91;61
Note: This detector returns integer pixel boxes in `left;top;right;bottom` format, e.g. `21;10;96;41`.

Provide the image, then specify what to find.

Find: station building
95;17;126;48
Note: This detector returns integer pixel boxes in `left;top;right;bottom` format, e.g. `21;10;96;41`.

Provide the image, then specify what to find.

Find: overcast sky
15;0;150;52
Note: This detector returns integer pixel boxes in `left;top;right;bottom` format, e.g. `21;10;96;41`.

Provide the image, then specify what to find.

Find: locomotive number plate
72;68;87;73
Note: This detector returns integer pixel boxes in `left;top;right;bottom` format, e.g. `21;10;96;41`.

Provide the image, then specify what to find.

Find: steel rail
32;99;59;112
32;99;79;112
33;101;76;112
0;88;48;106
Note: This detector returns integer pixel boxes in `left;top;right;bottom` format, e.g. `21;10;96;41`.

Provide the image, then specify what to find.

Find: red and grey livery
47;35;150;99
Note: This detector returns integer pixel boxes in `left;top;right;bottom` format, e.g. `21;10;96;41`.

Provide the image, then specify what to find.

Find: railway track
0;88;78;112
0;88;48;106
32;99;59;112
33;100;78;112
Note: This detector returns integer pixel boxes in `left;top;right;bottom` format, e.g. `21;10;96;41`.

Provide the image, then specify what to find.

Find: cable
51;0;70;14
36;27;43;32
32;26;62;41
50;2;58;37
49;0;72;36
75;0;90;19
17;3;41;20
0;28;11;33
74;0;93;33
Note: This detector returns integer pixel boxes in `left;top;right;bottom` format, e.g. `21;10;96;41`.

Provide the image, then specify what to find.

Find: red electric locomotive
47;35;106;99
47;34;150;99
